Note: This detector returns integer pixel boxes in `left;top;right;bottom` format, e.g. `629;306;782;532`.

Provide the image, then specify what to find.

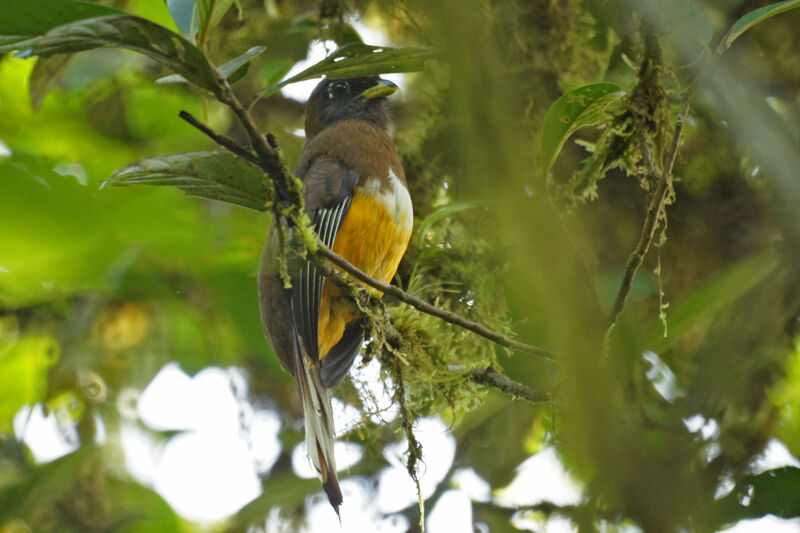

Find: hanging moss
555;25;673;206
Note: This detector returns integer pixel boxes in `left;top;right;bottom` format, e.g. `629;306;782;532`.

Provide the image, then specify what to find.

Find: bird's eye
327;81;349;98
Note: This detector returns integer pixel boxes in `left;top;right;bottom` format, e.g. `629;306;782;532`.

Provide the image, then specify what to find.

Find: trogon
258;76;412;514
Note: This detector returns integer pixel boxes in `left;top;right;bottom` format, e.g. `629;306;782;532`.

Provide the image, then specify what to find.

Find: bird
257;75;413;516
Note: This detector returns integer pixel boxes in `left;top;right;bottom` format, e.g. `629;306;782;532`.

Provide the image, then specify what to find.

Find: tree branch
310;254;553;404
469;366;553;403
178;111;259;166
217;80;301;207
607;88;694;328
179;108;558;361
387;356;425;532
311;254;554;403
315;242;558;359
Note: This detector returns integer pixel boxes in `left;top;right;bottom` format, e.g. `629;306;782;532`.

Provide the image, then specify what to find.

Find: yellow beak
359;79;399;100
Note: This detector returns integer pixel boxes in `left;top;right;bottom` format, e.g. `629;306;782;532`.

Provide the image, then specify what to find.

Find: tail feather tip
323;478;343;520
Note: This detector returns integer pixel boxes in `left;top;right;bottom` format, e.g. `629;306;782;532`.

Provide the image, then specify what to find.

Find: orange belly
317;190;412;359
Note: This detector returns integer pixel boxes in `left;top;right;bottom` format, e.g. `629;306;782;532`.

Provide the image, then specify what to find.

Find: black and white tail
295;345;342;515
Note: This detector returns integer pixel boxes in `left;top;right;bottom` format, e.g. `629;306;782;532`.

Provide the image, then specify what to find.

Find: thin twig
639;133;657;176
607;89;693;328
315;243;558;359
218;80;300;206
662;85;696;178
469;366;552;403
179;111;259;165
516;501;583;517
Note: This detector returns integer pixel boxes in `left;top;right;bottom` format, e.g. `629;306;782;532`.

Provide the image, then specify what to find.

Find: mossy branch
469;367;553;403
314;243;558;359
607;88;693;328
605;17;748;332
178;88;558;363
605;12;764;331
310;245;552;406
606;28;694;329
387;356;425;532
177;107;555;405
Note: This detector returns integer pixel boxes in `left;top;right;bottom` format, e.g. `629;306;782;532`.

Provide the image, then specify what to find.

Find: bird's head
304;76;398;138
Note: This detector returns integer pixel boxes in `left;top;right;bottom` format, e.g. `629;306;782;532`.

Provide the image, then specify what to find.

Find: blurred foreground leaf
714;467;800;525
718;0;800;52
108;151;269;211
259;43;439;96
0;15;223;97
225;473;320;531
0;150;227;307
0;335;59;432
260;58;293;88
540;82;624;174
454;396;540;488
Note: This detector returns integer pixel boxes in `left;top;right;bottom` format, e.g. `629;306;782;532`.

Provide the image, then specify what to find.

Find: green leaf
718;0;800;52
0;0;123;47
0;15;223;97
416;202;478;247
28;54;73;111
259;42;439;96
0;151;127;307
166;0;198;38
539;82;625;174
0;146;252;307
218;45;264;79
0;334;60;433
156;45;265;85
107;151;269;211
